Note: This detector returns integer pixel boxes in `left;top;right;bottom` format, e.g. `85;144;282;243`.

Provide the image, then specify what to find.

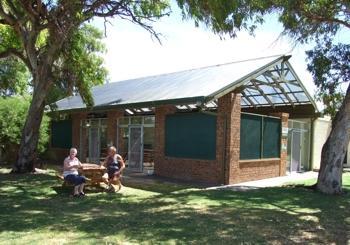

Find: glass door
291;131;301;172
128;125;143;171
88;127;100;164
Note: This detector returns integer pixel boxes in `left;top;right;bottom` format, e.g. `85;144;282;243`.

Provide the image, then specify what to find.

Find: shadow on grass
0;170;349;244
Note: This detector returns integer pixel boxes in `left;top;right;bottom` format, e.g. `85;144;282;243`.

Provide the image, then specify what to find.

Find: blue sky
92;3;349;97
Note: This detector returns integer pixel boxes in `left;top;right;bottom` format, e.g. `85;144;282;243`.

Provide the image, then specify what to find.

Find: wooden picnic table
79;163;106;186
57;163;122;191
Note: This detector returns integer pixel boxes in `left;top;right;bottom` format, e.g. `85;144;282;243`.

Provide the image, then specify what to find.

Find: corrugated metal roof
54;55;316;111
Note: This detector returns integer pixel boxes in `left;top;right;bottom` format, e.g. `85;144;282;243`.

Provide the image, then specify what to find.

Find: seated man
101;146;125;192
63;148;86;197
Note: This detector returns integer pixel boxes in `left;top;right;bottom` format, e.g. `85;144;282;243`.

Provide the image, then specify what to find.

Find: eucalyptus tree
0;0;169;172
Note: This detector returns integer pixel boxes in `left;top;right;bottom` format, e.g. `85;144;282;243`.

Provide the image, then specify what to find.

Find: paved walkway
207;171;318;191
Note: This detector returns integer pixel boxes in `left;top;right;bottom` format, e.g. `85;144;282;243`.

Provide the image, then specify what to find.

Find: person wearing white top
63;148;86;197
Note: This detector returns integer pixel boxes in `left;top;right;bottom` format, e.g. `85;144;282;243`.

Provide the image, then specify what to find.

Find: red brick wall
232;112;289;184
154;92;242;185
270;112;289;176
217;92;241;184
154;105;224;184
237;159;281;183
152;95;289;185
107;110;124;147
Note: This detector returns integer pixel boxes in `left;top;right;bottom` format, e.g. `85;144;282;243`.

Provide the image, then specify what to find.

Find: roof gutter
50;96;207;114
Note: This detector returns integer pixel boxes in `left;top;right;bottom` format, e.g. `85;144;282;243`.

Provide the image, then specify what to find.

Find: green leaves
177;0;349;41
50;24;108;107
306;39;350;117
177;0;271;38
0;96;50;156
0;57;29;96
0;24;22;52
0;24;108;109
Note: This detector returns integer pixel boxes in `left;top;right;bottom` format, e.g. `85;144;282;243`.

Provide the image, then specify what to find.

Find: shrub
0;96;50;163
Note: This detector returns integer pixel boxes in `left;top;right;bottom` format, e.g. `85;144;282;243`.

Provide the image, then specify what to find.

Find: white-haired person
101;146;125;192
63;148;86;197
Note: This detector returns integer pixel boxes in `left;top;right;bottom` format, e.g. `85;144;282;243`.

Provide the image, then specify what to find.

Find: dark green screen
240;114;262;159
165;113;216;160
240;114;281;159
51;120;72;149
262;117;281;158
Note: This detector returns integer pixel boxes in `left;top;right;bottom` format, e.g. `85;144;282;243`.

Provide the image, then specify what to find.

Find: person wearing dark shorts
63;148;86;197
64;174;86;186
101;146;125;192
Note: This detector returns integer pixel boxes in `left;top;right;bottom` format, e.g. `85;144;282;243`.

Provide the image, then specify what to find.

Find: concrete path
207;171;318;191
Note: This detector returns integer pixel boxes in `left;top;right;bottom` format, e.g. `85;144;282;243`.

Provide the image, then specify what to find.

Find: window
130;116;142;124
240;114;262;159
165;113;216;160
143;127;155;150
262;117;281;158
240;114;281;159
51;120;72;149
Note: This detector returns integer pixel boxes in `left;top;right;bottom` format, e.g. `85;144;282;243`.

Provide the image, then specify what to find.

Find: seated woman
63;148;86;197
101;146;125;192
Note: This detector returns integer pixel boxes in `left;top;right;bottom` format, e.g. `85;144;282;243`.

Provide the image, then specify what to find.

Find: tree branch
0;2;16;25
0;18;10;25
83;0;169;43
0;49;13;59
0;48;30;68
19;0;48;25
300;8;350;29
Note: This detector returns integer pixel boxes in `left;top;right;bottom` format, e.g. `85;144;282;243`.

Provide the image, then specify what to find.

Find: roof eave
51;96;207;114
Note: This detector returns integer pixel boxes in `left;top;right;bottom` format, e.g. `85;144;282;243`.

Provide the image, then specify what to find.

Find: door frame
128;125;144;172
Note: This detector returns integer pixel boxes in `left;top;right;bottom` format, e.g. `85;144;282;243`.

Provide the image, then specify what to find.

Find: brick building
50;55;318;185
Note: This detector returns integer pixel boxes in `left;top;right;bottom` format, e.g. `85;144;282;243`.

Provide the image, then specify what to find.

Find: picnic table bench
57;163;122;191
80;163;106;186
57;163;106;187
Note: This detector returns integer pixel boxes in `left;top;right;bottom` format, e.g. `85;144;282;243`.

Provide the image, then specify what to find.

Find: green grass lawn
0;167;349;244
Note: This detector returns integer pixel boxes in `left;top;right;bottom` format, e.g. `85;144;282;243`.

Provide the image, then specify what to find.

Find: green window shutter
165;113;217;160
240;114;262;159
262;117;281;158
51;120;72;149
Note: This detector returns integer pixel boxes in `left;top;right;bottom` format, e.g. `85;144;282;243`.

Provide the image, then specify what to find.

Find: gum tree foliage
0;96;49;163
0;0;169;172
306;40;350;118
176;0;349;194
0;57;30;96
47;24;108;106
0;23;107;164
0;24;107;101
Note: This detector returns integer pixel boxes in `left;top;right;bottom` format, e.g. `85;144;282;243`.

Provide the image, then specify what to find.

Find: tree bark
316;82;350;194
12;77;51;173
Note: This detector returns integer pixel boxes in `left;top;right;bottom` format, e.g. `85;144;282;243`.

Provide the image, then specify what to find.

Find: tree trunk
316;82;350;194
12;79;50;173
